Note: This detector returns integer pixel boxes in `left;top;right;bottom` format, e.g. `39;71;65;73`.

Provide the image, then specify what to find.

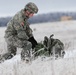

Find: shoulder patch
20;22;24;26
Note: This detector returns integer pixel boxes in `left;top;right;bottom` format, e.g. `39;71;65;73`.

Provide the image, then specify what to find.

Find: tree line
0;12;76;27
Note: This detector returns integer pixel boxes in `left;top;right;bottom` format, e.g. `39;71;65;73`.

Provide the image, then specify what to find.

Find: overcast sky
0;0;76;17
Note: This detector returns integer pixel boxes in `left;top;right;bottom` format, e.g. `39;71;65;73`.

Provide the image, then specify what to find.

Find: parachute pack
33;34;65;59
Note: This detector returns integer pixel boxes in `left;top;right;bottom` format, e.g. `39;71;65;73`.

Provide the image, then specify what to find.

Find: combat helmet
24;2;38;13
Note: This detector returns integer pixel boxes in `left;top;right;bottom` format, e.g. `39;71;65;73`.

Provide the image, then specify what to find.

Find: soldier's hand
28;36;38;49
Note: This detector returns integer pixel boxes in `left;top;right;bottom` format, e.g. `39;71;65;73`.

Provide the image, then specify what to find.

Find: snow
0;20;76;75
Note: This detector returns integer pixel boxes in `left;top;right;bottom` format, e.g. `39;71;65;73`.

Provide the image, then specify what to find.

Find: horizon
0;11;76;18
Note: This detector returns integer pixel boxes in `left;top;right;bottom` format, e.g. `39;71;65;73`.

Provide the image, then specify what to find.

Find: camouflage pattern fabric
3;9;33;60
5;9;33;40
25;2;38;13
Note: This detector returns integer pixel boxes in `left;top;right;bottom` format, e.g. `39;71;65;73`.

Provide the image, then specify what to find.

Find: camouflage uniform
3;9;33;60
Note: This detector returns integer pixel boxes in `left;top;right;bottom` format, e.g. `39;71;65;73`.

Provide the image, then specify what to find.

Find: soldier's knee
28;41;32;47
2;53;14;60
23;41;32;50
26;42;32;50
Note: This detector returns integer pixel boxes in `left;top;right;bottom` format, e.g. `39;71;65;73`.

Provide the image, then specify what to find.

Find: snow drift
0;20;76;75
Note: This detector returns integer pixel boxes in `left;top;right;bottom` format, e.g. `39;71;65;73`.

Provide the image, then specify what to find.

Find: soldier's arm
25;23;33;38
13;13;29;40
13;21;29;40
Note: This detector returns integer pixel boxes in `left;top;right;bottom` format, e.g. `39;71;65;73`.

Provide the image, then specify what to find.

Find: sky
0;0;76;17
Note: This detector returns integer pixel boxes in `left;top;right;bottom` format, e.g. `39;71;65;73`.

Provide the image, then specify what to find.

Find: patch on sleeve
20;22;24;26
15;24;21;30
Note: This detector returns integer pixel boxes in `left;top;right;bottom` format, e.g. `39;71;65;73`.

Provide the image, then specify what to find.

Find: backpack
43;34;65;58
33;34;65;59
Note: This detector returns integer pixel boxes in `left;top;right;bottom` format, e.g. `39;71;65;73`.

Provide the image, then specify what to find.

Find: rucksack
43;34;65;58
33;34;65;59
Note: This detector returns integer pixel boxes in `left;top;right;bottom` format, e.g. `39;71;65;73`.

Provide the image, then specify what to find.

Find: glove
28;36;38;49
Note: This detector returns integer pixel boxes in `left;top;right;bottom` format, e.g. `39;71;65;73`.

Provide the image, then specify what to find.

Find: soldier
0;2;38;63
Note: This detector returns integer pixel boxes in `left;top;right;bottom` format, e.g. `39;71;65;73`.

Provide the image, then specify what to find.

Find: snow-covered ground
0;20;76;75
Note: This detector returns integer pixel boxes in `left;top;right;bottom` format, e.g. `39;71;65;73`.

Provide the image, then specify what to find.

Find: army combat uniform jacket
4;9;33;48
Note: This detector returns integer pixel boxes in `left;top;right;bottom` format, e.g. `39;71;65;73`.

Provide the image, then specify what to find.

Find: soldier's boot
0;53;14;63
21;50;31;63
0;45;17;63
21;41;32;63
